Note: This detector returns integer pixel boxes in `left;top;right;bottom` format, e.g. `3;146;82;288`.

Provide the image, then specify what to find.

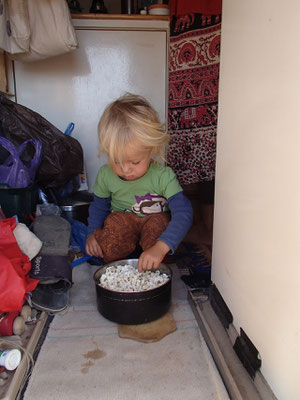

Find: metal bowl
93;259;172;325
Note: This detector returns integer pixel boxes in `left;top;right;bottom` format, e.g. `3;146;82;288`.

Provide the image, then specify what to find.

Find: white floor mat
23;262;229;400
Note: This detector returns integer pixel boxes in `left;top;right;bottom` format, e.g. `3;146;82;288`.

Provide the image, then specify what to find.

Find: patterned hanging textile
167;13;221;185
168;0;222;17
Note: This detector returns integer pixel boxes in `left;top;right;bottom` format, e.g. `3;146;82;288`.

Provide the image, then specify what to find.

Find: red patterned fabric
167;14;221;185
169;0;222;17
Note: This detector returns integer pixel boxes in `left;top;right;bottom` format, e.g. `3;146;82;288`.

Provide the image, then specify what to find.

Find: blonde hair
98;93;170;164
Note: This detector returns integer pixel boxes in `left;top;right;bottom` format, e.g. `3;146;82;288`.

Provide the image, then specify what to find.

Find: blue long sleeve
158;191;194;253
87;194;111;236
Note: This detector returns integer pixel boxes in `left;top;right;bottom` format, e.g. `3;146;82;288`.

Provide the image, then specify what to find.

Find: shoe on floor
31;281;70;313
30;215;72;313
30;254;72;286
32;215;71;256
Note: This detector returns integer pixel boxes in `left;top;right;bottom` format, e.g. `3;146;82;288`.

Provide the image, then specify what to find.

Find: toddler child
85;93;193;271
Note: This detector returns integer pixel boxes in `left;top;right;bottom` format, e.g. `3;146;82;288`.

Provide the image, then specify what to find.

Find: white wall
12;19;168;191
212;1;300;399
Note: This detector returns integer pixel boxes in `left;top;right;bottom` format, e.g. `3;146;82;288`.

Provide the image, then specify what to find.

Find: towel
118;311;176;343
13;223;42;260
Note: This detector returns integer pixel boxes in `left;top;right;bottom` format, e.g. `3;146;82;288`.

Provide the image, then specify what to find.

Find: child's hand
137;241;170;272
85;234;103;258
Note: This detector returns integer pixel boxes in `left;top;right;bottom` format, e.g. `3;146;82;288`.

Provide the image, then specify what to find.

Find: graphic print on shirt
132;193;167;215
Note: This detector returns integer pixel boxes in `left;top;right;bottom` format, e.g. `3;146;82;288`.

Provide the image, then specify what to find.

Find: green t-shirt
93;162;182;217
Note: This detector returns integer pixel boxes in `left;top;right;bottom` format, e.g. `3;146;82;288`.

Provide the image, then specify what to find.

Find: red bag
0;218;39;313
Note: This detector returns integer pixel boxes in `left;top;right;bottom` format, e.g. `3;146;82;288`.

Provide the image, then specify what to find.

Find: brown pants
94;212;170;263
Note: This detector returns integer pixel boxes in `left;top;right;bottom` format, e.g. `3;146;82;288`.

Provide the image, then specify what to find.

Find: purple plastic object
0;137;42;188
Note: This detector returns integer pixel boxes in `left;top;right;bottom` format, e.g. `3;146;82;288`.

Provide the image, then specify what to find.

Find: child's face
110;142;152;181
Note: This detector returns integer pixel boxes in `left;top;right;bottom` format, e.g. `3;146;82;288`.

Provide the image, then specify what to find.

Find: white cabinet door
13;21;168;190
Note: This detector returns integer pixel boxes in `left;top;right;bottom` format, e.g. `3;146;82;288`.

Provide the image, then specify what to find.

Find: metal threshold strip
188;289;277;400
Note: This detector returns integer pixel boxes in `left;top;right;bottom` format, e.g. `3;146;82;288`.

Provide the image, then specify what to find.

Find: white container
148;4;169;15
0;349;22;370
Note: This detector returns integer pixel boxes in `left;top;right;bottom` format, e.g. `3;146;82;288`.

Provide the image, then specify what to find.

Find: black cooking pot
93;259;172;325
59;190;93;225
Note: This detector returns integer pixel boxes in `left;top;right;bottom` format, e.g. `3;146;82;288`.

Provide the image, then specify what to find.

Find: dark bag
0;94;83;188
0;137;42;188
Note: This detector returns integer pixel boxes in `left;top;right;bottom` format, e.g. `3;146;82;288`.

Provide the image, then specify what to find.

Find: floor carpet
22;262;229;400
